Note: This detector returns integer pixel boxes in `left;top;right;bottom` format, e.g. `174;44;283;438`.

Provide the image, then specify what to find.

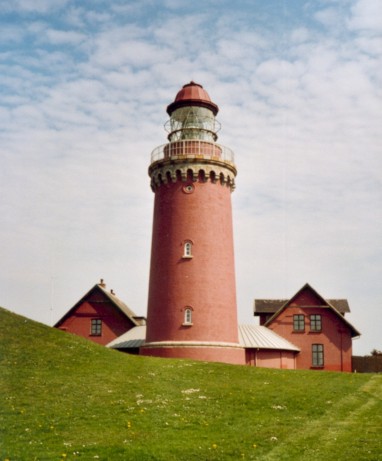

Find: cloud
44;28;87;45
314;7;344;28
348;0;382;33
0;0;70;14
0;24;25;43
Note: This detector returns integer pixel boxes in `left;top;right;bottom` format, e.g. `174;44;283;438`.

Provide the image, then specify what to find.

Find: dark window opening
312;344;324;367
91;319;102;336
310;314;322;332
293;314;305;331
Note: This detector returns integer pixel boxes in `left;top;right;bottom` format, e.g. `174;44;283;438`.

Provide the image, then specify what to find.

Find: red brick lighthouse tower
141;82;245;365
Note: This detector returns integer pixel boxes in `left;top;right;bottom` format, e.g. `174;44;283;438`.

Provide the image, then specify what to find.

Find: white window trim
182;241;193;259
182;308;193;326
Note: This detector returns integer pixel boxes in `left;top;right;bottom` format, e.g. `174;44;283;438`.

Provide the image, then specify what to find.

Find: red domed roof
166;81;219;116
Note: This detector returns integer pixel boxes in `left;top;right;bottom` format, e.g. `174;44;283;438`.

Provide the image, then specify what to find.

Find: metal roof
107;324;300;352
107;325;146;349
167;81;219;115
238;325;300;351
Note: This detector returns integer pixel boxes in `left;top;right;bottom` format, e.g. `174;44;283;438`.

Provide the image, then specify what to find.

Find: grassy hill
0;307;381;461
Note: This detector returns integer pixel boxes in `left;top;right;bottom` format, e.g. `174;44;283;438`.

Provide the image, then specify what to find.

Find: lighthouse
141;82;245;365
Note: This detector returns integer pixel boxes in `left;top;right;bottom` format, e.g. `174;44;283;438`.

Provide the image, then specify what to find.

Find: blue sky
0;0;381;355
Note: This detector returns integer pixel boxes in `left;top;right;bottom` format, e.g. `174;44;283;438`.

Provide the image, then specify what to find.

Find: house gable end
264;283;360;338
264;283;325;327
54;282;141;328
287;283;328;308
54;285;101;327
54;281;143;345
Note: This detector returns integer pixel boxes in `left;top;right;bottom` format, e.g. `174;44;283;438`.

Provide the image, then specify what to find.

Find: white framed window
183;308;193;326
183;241;193;258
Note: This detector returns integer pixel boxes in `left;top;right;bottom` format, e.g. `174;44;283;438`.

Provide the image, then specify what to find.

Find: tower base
140;341;245;365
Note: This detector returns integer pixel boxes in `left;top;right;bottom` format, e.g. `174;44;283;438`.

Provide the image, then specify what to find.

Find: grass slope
0;307;381;461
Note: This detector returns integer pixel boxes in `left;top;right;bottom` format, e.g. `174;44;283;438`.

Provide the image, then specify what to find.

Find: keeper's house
54;279;145;346
254;284;360;372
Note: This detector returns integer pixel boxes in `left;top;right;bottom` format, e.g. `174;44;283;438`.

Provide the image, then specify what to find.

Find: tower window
183;308;193;326
91;319;102;336
183;241;193;258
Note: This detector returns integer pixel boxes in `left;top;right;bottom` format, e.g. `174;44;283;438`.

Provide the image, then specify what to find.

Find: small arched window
183;241;193;258
184;308;193;325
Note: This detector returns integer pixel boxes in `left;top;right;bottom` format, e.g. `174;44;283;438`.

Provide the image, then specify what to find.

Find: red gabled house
254;284;360;372
54;279;145;346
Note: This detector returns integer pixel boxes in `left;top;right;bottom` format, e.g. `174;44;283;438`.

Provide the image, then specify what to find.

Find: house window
312;344;324;367
91;319;102;336
183;308;193;325
310;314;322;332
183;241;193;258
293;314;305;331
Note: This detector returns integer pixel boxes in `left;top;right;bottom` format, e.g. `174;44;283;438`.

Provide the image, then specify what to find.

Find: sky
0;0;381;355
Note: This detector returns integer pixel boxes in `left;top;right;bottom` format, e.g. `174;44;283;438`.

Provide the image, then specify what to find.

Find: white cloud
44;29;87;45
314;7;343;28
348;0;382;33
0;25;25;43
290;27;311;44
0;0;70;13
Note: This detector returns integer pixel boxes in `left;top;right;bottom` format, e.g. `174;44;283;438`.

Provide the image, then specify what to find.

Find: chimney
99;279;106;288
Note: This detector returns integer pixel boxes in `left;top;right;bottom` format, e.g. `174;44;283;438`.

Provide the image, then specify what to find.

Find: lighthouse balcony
150;140;235;165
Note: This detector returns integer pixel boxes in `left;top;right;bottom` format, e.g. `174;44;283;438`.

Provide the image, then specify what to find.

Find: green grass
1;307;381;461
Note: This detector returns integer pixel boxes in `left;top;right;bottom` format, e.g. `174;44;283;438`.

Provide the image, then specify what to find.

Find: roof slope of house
254;298;350;314
107;325;146;349
107;324;300;352
262;283;360;338
238;324;300;351
54;281;144;327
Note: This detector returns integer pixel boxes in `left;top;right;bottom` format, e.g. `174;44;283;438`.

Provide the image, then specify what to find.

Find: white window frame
183;241;193;258
183;308;193;326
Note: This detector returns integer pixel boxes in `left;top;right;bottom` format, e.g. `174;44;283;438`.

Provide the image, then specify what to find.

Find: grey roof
107;325;146;349
254;298;350;314
107;324;300;352
238;324;300;351
254;299;286;314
